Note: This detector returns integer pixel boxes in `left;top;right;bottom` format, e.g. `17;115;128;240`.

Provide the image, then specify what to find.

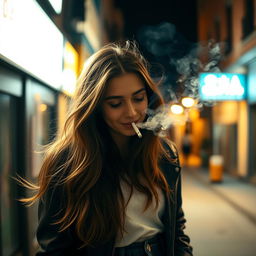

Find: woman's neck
110;133;130;158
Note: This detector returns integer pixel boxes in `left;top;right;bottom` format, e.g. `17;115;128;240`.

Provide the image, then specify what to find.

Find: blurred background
0;0;256;255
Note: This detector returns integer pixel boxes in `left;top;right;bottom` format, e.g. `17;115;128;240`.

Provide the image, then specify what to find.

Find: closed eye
108;102;122;108
133;93;146;102
134;97;144;102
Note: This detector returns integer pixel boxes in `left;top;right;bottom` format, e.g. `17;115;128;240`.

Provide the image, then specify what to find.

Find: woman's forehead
105;73;145;97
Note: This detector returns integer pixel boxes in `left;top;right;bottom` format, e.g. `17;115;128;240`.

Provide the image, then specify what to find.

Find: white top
115;180;165;247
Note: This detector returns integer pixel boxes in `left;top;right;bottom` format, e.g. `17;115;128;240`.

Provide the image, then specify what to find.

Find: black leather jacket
36;153;193;256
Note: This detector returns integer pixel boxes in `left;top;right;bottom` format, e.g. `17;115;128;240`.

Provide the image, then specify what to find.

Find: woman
22;41;193;256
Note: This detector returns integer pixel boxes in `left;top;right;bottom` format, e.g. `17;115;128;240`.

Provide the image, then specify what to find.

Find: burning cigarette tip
132;122;142;138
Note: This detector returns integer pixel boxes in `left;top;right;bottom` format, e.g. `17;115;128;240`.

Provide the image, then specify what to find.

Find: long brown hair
21;41;173;247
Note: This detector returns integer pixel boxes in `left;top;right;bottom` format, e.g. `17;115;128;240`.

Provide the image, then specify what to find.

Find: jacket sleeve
36;184;76;256
161;140;193;255
174;172;193;256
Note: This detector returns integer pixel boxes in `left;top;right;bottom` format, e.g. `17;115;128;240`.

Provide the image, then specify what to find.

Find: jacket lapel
160;160;181;256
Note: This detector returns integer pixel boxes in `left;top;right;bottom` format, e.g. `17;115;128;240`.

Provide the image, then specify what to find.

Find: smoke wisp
137;105;187;137
137;22;225;136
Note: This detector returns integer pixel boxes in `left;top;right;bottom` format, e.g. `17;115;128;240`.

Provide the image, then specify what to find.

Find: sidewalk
188;167;256;224
182;166;256;256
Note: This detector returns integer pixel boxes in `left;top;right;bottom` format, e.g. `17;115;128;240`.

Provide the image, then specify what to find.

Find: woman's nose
126;101;137;117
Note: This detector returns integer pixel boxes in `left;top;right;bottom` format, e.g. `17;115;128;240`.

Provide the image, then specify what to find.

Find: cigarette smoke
173;40;223;102
137;22;225;137
137;105;187;137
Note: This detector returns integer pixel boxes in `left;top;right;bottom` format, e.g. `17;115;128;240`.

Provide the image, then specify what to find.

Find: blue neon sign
248;78;256;103
248;62;256;104
199;73;247;101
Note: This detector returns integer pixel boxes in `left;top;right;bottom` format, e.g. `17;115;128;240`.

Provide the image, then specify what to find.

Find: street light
181;97;195;108
170;104;184;115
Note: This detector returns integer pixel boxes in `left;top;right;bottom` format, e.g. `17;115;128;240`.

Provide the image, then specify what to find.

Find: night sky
115;0;198;43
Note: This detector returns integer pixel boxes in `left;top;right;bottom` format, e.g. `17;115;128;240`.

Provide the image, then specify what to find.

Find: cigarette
132;122;142;138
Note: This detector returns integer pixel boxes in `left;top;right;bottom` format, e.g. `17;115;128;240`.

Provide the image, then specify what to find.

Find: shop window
242;0;254;39
249;104;256;181
25;79;57;255
0;94;20;255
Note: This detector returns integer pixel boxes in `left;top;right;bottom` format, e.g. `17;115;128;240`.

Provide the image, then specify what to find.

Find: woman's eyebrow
104;88;146;100
133;88;146;95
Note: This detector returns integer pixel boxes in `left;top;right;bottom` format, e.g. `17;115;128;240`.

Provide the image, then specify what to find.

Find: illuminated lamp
39;103;47;112
170;104;184;115
181;97;195;108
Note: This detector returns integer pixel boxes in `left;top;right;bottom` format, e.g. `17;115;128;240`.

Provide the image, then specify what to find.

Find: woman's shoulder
159;139;181;185
161;138;180;166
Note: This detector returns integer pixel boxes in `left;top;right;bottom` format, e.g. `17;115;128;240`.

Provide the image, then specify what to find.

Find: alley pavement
181;167;256;256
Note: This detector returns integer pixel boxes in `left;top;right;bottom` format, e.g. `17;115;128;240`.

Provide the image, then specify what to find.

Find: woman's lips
122;123;133;129
121;122;139;129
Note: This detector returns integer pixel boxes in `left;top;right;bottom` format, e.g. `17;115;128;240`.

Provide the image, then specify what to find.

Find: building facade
197;0;256;182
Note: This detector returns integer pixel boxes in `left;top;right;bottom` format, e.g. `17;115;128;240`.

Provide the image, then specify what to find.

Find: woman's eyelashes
109;102;122;108
133;95;145;102
108;96;146;108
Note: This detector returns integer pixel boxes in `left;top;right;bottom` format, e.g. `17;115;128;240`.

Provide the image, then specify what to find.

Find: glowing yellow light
39;103;47;112
62;69;77;96
181;97;195;108
170;104;184;115
62;41;78;96
189;109;200;120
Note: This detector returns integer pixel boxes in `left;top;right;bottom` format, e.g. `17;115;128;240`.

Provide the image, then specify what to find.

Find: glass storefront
249;104;256;182
0;94;20;256
0;67;58;255
0;66;24;256
248;60;256;182
25;78;57;255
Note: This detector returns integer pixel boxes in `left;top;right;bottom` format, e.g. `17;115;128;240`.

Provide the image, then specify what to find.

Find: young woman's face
102;73;148;141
